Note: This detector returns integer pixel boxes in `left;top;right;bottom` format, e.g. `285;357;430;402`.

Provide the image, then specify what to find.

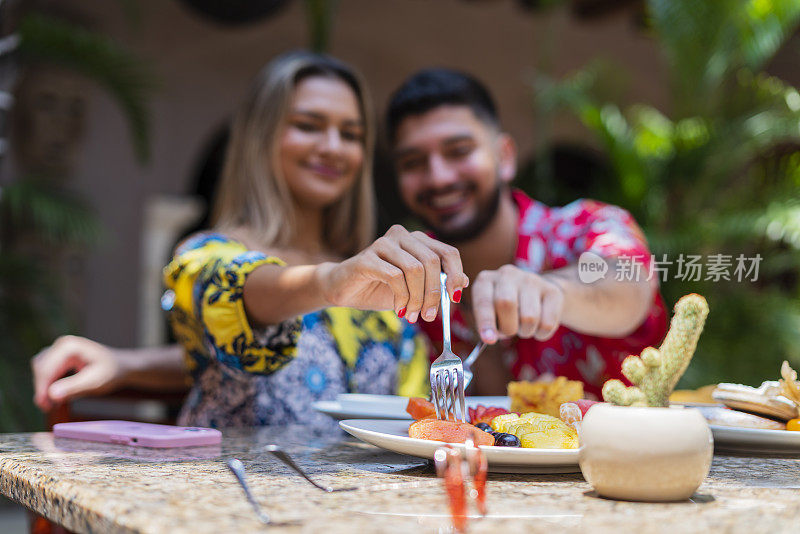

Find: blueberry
494;433;521;447
475;422;492;432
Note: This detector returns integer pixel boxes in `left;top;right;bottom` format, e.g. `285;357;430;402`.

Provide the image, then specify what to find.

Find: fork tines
431;365;466;422
430;272;467;423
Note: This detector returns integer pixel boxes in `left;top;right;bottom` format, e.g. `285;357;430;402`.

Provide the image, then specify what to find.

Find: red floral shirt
421;190;668;399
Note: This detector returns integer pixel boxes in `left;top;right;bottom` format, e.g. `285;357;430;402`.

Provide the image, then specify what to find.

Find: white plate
314;394;510;421
676;404;800;453
339;418;580;473
710;425;800;453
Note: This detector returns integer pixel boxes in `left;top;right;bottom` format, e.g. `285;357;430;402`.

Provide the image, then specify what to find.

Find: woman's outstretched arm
242;225;470;326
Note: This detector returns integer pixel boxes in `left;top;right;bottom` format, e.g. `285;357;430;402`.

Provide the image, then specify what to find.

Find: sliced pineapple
520;412;559;421
519;412;565;430
491;412;578;449
505;422;535;438
518;428;578;449
490;413;520;433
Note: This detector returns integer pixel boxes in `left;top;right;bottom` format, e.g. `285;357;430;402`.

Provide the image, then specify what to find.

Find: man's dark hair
386;68;499;144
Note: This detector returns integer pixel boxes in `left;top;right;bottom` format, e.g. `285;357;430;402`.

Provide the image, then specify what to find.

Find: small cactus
603;294;709;407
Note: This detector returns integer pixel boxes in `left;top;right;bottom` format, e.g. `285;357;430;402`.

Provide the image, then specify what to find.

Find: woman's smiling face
278;75;365;210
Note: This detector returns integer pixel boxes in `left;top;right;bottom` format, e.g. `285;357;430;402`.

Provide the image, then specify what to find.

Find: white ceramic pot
579;403;713;502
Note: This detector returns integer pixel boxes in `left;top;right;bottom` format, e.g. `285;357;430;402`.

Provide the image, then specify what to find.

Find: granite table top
1;424;800;534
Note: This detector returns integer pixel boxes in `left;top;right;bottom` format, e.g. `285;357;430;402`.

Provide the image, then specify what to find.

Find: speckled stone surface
1;425;800;533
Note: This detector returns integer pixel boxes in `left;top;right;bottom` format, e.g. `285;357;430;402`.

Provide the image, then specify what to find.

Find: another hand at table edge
31;337;188;412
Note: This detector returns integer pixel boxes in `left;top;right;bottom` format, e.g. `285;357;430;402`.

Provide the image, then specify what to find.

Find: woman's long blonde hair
212;50;375;256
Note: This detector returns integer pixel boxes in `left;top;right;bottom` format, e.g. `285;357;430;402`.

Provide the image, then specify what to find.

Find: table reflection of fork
434;438;489;532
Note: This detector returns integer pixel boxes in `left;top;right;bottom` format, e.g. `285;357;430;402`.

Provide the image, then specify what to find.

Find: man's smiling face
392;105;515;242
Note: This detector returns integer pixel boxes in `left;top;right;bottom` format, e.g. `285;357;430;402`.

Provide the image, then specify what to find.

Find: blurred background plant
0;2;154;432
521;0;800;387
0;0;339;433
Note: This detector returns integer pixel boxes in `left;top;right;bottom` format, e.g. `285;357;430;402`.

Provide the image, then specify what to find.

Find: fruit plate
314;394;510;420
339;419;580;474
709;425;800;453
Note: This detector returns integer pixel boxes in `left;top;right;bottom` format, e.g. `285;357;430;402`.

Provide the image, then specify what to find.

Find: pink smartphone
53;420;222;448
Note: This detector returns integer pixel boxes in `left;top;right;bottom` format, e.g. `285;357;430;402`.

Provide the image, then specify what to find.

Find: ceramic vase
579;403;713;501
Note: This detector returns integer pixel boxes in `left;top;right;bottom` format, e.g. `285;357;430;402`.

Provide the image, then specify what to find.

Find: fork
461;341;487;390
263;445;356;492
226;459;272;525
430;272;467;423
227;458;302;526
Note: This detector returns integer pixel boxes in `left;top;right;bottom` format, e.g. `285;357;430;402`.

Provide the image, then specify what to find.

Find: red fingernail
397;307;406;318
453;290;462;303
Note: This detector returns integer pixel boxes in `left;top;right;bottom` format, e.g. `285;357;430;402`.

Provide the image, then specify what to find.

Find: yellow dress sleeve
395;328;431;398
162;233;300;376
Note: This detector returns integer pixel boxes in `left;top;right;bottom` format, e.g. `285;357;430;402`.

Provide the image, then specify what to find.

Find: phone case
53;420;222;448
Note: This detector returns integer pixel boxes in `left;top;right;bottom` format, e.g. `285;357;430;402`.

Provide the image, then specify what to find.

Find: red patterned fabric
421;189;668;399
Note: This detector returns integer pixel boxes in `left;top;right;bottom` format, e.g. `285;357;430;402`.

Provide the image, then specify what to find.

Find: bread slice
689;404;785;430
712;382;799;421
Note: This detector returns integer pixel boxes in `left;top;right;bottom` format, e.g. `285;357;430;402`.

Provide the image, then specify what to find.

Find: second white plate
677;404;800;453
339;418;580;474
314;394;510;420
709;424;800;453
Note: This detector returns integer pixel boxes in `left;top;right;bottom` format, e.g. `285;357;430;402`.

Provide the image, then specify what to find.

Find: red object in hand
436;448;468;533
469;435;488;516
469;404;510;426
435;434;490;533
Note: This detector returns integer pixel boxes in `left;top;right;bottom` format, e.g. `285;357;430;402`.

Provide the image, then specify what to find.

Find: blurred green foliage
522;0;800;388
0;11;153;432
18;13;155;162
303;0;338;53
1;2;336;432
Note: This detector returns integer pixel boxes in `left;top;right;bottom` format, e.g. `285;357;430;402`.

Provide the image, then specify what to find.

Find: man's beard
421;183;503;244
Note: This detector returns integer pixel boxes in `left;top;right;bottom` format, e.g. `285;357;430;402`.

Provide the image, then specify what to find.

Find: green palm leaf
528;0;800;387
304;0;339;53
17;13;155;162
2;178;103;246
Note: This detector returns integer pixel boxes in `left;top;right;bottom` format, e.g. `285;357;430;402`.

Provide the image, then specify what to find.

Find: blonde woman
33;51;466;429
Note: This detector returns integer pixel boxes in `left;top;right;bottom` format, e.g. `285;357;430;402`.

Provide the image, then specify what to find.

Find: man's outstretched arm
544;259;653;337
470;260;653;344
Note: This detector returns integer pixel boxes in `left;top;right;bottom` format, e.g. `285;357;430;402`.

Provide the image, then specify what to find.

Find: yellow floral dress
162;233;430;428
